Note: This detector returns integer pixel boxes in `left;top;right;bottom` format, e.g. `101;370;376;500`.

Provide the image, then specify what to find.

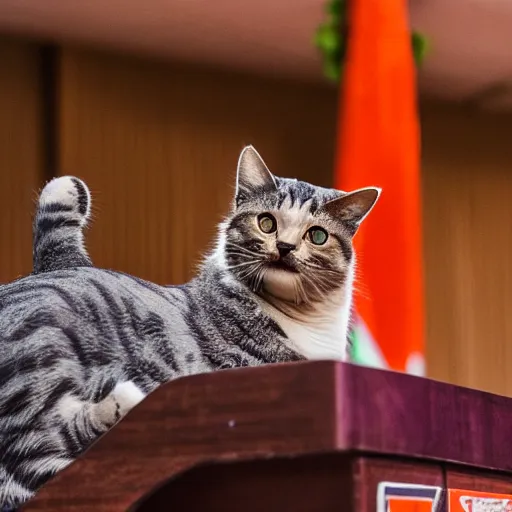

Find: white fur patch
39;176;91;220
263;304;349;361
111;381;146;416
94;381;145;426
56;381;146;428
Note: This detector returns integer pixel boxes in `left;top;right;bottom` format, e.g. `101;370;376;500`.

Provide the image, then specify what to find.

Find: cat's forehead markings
279;193;313;213
277;197;314;240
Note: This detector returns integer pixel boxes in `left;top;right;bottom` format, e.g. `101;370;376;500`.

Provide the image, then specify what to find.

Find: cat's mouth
266;260;299;274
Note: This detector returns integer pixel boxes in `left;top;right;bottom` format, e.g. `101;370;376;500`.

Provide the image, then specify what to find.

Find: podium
21;361;512;511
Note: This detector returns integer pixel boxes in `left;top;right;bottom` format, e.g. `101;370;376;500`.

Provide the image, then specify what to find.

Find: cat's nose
276;241;296;258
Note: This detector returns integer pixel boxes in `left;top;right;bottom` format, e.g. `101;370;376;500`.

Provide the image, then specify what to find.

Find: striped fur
0;146;379;508
33;176;92;274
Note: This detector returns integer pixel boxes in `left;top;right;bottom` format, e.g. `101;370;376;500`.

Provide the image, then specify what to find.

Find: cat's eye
257;213;277;234
308;227;328;245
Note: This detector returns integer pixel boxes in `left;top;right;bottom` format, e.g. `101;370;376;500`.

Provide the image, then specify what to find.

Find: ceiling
1;0;512;105
411;0;512;106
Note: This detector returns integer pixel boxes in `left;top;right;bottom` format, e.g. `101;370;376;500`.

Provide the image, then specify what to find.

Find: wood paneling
446;466;512;495
135;454;353;512
421;101;512;395
0;38;43;283
59;48;337;285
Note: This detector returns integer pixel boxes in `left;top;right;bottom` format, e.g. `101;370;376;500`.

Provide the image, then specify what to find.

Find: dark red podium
21;361;512;511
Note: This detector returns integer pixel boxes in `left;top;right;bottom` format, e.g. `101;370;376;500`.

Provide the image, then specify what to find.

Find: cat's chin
262;268;302;304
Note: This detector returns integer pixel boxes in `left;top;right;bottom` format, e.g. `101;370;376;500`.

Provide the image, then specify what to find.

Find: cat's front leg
56;380;146;444
94;381;146;427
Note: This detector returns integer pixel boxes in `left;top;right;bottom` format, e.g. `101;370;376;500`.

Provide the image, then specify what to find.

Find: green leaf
412;32;429;65
314;26;340;54
314;0;429;82
324;59;341;82
327;0;344;19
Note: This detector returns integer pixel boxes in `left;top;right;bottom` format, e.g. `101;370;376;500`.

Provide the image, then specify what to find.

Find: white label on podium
377;481;443;511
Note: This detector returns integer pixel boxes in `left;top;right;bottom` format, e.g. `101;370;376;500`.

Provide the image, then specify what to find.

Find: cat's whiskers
351;284;371;301
255;266;266;292
302;262;343;275
301;273;328;302
225;242;262;258
294;278;309;306
237;261;261;280
226;260;262;270
240;262;265;293
226;251;261;261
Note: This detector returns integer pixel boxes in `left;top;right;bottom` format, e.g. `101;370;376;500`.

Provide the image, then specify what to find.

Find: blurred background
0;1;511;395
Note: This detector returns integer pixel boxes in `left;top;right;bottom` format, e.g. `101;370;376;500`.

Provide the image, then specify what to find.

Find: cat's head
220;146;380;313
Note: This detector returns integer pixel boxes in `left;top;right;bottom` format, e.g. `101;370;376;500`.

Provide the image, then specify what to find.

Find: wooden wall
421;102;512;395
0;38;43;283
59;48;337;284
3;37;512;396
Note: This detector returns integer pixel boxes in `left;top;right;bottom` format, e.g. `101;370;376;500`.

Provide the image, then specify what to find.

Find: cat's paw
96;380;146;426
111;381;146;417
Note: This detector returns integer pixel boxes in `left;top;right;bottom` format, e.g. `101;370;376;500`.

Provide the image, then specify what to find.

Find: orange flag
336;0;425;374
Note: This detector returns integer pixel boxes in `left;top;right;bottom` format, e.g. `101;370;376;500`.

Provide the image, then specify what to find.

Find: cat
0;145;379;508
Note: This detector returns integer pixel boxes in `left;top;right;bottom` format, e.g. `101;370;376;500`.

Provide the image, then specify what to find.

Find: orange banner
336;0;424;373
448;488;512;511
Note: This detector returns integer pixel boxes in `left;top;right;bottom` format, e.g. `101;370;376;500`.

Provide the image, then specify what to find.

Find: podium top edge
164;360;512;473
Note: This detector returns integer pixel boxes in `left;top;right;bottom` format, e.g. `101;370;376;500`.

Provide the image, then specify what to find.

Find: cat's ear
235;146;277;206
323;187;381;235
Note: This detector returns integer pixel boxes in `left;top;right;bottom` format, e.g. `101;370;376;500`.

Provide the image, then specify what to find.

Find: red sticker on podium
378;482;443;511
448;489;512;511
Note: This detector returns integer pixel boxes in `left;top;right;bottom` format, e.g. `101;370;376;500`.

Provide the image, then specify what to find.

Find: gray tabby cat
0;146;379;508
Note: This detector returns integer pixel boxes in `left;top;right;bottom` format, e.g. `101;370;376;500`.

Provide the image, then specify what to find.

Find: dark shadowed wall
0;38;43;283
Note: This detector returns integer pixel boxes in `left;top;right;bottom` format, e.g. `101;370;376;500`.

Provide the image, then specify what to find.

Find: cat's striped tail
33;176;93;274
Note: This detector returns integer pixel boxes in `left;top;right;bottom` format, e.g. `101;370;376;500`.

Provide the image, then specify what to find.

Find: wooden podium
21;361;512;511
